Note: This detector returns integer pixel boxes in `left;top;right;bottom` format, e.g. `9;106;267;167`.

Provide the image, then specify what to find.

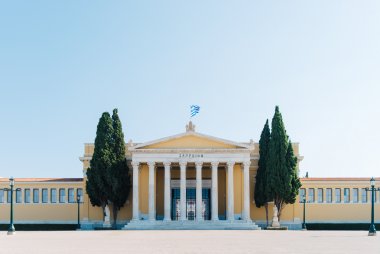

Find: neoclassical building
0;122;379;230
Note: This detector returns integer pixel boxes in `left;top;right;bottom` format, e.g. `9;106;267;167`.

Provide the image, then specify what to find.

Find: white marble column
180;161;187;221
163;161;171;221
227;161;235;221
132;161;140;221
211;161;219;221
195;161;203;221
242;161;251;221
148;162;156;222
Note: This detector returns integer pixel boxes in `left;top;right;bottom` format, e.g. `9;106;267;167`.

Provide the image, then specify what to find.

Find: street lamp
300;197;307;230
365;177;380;236
76;193;82;230
3;177;20;235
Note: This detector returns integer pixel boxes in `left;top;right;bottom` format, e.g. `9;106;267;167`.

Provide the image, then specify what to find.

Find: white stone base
122;220;261;230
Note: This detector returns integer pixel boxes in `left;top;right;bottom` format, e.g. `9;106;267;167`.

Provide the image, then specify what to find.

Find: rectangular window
7;190;11;203
326;188;332;203
77;188;83;202
335;188;341;203
24;189;30;203
317;188;323;203
59;188;65;203
16;189;22;203
299;188;306;201
308;188;315;203
68;188;75;203
0;189;4;203
362;188;367;203
353;188;359;203
42;188;48;203
344;188;350;203
51;188;57;203
33;189;39;203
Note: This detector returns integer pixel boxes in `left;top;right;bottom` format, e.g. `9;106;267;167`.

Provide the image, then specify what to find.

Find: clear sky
0;1;379;179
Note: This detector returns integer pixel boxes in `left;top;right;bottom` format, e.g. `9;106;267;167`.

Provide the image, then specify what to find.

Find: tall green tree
86;112;114;217
266;106;300;220
284;141;301;204
254;119;271;226
108;109;131;228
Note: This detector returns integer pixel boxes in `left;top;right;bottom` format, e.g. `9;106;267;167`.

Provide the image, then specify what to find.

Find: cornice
130;148;251;154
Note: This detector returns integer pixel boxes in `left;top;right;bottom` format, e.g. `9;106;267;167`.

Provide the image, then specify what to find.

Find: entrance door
171;188;210;220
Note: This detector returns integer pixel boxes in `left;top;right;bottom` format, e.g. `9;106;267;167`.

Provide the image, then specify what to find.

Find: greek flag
190;105;200;117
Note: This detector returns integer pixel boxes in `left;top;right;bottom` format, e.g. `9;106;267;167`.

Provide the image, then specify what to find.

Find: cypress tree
108;109;131;228
284;141;301;204
266;106;295;220
86;112;114;217
254;119;271;226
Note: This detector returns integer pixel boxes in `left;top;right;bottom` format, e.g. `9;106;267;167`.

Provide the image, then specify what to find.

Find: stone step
122;220;261;230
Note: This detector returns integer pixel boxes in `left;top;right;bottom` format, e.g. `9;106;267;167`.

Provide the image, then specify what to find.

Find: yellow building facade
0;122;379;230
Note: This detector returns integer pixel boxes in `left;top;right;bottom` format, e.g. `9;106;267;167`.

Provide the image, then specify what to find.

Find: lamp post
300;197;307;230
365;177;380;236
4;177;18;235
76;193;82;230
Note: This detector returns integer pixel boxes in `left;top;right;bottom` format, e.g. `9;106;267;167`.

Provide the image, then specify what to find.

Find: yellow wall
0;181;83;223
144;135;237;149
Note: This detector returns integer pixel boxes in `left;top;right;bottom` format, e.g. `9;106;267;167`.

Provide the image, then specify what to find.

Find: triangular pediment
132;132;249;150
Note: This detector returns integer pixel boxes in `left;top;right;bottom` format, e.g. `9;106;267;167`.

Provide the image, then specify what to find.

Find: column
132;161;140;221
163;161;171;221
195;161;203;221
242;161;251;221
227;161;235;221
211;161;219;221
148;162;155;222
180;161;187;221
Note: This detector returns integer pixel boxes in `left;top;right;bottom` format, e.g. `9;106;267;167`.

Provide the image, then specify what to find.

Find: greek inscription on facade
178;154;204;158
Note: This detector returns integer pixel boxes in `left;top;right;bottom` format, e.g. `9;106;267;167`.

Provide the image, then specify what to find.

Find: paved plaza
0;230;379;254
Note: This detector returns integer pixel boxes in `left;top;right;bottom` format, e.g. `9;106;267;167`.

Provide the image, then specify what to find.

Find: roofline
0;178;83;183
301;177;380;181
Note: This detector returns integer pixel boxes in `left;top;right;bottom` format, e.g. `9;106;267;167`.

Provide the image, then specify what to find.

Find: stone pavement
0;230;379;254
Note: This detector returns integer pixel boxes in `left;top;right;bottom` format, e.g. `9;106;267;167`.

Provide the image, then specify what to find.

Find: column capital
147;161;156;168
243;161;251;168
179;161;187;167
163;161;171;167
211;161;219;168
227;161;235;168
195;161;203;168
131;161;140;168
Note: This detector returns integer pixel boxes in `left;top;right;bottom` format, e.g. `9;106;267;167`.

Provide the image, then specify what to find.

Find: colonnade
131;161;251;222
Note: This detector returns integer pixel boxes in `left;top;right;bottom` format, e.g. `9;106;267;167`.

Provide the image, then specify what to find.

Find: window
59;188;65;203
0;189;4;203
7;190;11;203
308;188;315;203
33;189;39;203
344;188;350;203
362;188;367;203
51;188;57;203
317;188;323;203
42;188;48;203
77;188;83;202
335;188;341;203
326;188;332;203
16;189;22;203
353;188;358;203
299;188;306;201
24;189;30;203
68;188;75;203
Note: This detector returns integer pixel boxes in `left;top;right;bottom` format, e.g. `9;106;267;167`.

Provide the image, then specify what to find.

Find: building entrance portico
123;122;260;230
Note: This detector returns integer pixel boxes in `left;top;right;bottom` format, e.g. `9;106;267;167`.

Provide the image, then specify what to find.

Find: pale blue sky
0;1;379;178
